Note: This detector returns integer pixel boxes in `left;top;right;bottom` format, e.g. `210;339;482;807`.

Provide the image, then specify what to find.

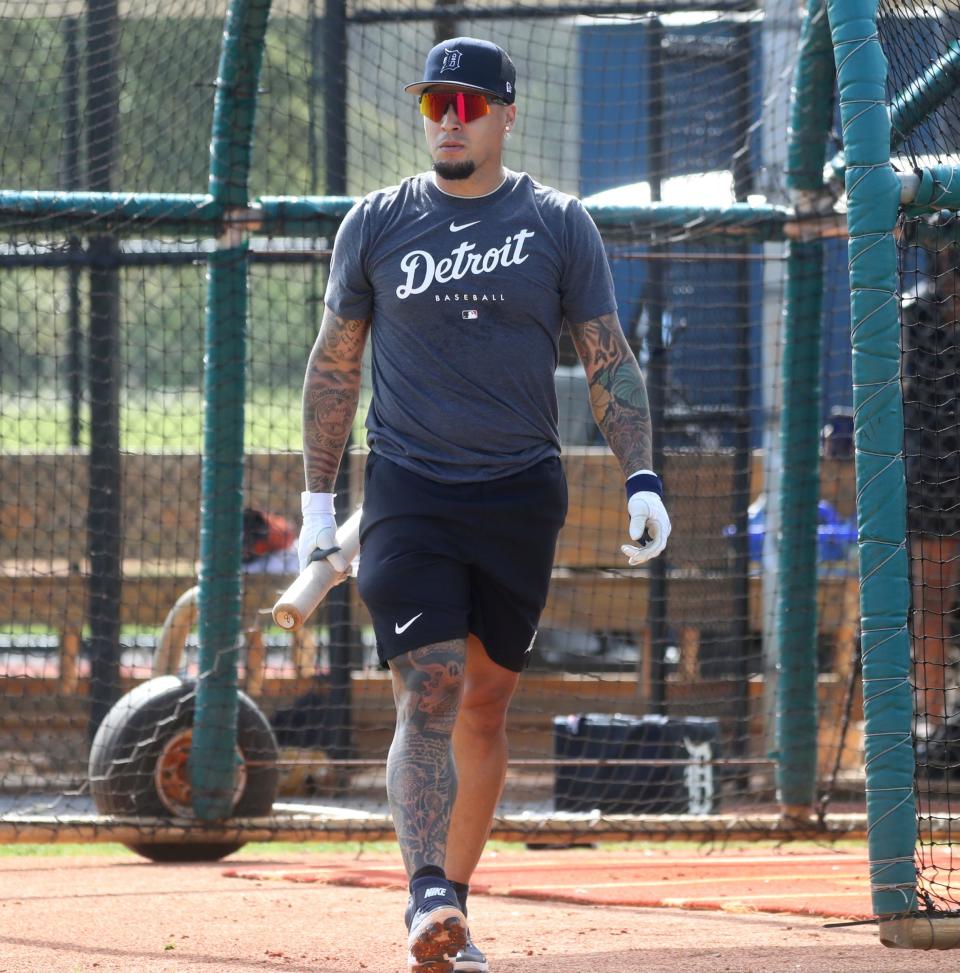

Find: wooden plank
0;570;288;628
1;448;858;677
1;448;858;569
0;568;854;635
0;452;304;564
59;628;81;695
349;571;852;637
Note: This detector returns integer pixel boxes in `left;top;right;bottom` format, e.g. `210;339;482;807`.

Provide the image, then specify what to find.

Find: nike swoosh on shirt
395;612;424;635
449;220;480;232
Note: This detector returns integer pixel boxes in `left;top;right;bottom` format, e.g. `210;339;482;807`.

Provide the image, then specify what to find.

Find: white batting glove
298;491;351;580
621;471;671;565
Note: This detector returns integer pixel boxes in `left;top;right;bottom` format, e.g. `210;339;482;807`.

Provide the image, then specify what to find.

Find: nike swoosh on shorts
395;612;424;634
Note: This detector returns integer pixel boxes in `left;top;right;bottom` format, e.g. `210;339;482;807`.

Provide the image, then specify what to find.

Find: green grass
0;843;137;858
0;837;867;859
1;388;301;452
0;840;400;858
1;386;370;452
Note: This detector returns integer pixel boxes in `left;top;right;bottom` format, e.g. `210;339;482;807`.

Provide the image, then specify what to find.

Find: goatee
433;160;476;181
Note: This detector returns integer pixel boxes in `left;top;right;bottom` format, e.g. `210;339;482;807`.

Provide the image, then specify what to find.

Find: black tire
89;675;279;863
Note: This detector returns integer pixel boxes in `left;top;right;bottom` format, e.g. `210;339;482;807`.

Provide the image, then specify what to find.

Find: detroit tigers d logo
441;49;462;73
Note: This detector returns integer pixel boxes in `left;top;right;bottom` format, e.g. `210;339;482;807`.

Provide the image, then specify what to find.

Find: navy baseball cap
405;37;516;104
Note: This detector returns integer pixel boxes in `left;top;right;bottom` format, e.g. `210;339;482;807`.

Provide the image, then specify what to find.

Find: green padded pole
0;192;790;241
582;201;790;239
890;40;960;153
191;0;272;822
826;0;917;917
903;165;960;214
774;241;823;808
786;0;836;190
775;0;833;811
825;40;960;186
0;191;218;232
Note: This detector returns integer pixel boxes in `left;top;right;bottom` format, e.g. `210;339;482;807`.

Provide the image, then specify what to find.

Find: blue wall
578;19;854;446
579;19;766;447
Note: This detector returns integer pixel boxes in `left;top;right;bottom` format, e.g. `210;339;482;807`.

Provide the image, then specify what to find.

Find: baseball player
299;36;671;972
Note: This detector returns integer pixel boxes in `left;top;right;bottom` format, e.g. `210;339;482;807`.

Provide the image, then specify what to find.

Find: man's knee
391;641;467;728
457;686;512;736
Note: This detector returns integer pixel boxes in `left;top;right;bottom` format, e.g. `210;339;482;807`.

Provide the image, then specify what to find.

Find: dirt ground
1;850;959;973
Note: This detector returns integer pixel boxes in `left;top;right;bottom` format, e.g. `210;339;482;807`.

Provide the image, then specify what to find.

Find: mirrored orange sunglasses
419;91;505;123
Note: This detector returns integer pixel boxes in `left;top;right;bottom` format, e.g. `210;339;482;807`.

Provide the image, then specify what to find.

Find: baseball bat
272;506;363;630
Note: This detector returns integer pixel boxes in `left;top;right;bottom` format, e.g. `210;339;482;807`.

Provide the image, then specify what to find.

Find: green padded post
190;0;273;822
774;241;823;809
0;191;797;243
903;165;960;215
786;0;836;190
824;40;960;187
775;0;833;811
582;200;790;241
827;0;917;918
890;40;960;153
0;191;219;232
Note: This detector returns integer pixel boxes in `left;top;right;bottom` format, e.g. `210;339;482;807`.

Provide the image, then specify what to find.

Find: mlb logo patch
462;309;478;320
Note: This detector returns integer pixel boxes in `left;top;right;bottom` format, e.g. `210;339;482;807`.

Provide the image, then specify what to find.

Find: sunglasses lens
419;92;491;123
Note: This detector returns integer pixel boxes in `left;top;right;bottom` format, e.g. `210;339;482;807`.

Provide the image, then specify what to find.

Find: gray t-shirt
324;169;617;482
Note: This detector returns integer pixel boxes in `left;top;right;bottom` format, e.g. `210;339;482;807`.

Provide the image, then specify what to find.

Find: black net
880;0;960;915
0;1;864;852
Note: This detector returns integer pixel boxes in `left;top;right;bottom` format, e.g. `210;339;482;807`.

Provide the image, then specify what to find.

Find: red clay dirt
1;846;959;972
225;846;874;920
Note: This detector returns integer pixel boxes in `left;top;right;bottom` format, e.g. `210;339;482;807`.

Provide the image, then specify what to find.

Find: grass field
1;386;375;452
1;388;309;451
0;839;402;858
0;837;869;858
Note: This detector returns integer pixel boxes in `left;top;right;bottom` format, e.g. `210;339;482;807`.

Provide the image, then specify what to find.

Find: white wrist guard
301;491;336;515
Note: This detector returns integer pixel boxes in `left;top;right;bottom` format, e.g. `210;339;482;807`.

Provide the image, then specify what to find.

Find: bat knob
273;607;299;630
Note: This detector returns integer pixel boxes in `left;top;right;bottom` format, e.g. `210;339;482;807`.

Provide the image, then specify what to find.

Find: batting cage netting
1;0;867;863
877;0;960;921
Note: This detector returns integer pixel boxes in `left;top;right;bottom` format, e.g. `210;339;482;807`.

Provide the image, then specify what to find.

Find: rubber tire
89;675;279;863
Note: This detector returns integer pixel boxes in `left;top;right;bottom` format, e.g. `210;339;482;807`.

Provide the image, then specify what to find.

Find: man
298;37;670;973
902;244;960;741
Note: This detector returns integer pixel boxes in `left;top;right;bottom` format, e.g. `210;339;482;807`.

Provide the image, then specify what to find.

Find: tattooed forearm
387;641;466;875
302;308;370;492
568;311;653;475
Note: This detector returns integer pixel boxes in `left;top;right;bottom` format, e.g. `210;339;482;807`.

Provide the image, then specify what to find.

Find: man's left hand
621;491;671;565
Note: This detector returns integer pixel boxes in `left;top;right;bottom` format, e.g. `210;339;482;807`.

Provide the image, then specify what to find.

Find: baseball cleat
453;930;489;972
406;879;468;972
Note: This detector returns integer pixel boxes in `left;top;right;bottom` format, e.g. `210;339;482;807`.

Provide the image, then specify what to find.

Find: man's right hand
298;491;351;577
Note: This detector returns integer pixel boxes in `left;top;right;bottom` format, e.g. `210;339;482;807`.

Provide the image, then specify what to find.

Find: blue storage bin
724;498;856;563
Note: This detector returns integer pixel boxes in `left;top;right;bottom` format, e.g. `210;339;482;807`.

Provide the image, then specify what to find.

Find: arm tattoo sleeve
302;308;370;492
568;311;653;476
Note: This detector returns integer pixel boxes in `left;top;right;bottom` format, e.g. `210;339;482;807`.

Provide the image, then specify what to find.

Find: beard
433;159;476;180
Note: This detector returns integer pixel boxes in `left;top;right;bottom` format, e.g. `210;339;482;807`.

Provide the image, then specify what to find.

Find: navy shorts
357;452;568;672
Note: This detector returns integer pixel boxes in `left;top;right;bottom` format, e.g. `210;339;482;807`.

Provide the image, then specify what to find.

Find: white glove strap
301;491;336;515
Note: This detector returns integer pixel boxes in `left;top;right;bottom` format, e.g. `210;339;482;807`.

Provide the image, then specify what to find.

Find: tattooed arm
570;311;671;563
568;311;653;477
302;307;371;492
